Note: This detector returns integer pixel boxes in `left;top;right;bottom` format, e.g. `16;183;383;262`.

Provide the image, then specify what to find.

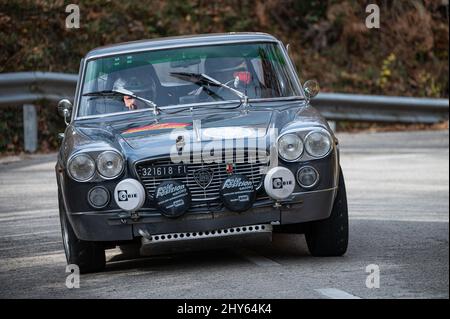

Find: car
56;32;348;273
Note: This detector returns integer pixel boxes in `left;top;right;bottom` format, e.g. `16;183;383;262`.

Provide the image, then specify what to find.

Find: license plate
140;165;188;178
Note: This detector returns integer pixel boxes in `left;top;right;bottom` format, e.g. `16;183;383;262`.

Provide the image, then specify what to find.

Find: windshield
78;42;301;118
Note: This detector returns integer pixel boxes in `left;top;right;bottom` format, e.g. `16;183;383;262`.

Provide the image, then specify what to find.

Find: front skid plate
139;224;272;255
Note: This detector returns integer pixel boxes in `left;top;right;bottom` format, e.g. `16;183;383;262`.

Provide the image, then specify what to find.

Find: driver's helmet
204;57;248;85
112;71;157;101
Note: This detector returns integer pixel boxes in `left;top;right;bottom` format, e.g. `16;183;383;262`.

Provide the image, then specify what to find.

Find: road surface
0;130;448;298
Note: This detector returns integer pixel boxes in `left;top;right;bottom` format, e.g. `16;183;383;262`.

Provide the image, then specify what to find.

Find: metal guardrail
0;72;77;107
311;93;449;124
0;72;448;152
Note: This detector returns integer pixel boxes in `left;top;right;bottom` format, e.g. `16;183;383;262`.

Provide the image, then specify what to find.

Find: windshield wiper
170;72;250;108
83;89;160;115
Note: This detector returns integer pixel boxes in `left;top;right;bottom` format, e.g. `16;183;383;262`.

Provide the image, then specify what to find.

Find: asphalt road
0;130;448;299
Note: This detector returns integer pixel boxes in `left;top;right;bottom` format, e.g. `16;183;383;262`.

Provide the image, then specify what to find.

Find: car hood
71;102;327;162
118;109;273;148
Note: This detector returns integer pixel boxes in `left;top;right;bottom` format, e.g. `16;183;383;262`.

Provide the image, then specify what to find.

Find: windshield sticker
122;122;191;135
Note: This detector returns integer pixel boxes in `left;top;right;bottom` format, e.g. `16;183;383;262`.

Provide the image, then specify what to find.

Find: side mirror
57;99;73;125
303;80;320;99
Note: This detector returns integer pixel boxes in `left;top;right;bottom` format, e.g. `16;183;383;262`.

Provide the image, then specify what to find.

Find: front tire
305;168;349;256
58;190;106;273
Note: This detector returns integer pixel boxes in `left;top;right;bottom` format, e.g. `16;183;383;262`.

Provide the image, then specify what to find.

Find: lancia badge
193;168;214;189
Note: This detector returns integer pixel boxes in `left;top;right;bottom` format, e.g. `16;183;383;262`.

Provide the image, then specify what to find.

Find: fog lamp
296;166;319;189
88;186;110;209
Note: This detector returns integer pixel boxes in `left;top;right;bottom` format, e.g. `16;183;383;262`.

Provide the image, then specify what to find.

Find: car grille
135;155;269;210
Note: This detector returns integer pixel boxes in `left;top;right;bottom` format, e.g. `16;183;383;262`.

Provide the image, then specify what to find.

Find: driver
123;95;137;110
112;74;156;111
204;57;249;87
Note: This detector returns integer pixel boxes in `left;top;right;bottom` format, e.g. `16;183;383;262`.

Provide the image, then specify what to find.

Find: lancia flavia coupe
56;33;348;273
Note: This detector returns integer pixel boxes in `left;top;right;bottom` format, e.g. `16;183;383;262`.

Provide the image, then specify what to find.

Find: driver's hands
123;96;137;110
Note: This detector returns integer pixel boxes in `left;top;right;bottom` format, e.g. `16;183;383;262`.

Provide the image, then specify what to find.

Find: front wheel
58;191;106;273
305;167;349;256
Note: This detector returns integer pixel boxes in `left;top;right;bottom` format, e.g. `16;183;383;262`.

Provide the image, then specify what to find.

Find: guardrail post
23;104;37;153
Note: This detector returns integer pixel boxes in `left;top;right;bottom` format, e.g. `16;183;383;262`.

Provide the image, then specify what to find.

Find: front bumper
67;187;336;241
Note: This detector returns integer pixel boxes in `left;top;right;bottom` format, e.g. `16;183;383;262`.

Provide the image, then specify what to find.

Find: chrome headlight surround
96;150;124;180
277;133;304;162
304;129;332;158
67;153;96;182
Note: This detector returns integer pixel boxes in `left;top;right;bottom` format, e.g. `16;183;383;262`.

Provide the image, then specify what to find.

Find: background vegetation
0;0;448;153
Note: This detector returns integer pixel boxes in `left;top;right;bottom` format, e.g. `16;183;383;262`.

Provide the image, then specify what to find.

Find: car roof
84;32;280;59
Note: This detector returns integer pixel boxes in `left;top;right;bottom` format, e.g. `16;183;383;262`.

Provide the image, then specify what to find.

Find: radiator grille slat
136;156;268;208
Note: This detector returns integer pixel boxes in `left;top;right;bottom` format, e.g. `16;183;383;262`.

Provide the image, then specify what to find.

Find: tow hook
118;211;140;224
131;211;140;221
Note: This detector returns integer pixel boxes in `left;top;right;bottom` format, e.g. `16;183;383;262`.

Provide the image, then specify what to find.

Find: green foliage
0;103;65;154
0;107;23;153
1;0;448;94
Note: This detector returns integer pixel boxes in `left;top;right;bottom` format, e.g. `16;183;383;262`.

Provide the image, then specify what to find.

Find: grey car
56;33;348;273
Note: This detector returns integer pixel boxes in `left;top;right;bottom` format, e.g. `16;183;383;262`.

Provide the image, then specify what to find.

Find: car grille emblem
226;162;235;174
193;168;214;189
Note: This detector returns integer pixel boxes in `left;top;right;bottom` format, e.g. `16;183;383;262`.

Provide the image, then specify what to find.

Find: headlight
304;131;332;158
278;133;304;161
96;151;124;179
68;154;95;182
